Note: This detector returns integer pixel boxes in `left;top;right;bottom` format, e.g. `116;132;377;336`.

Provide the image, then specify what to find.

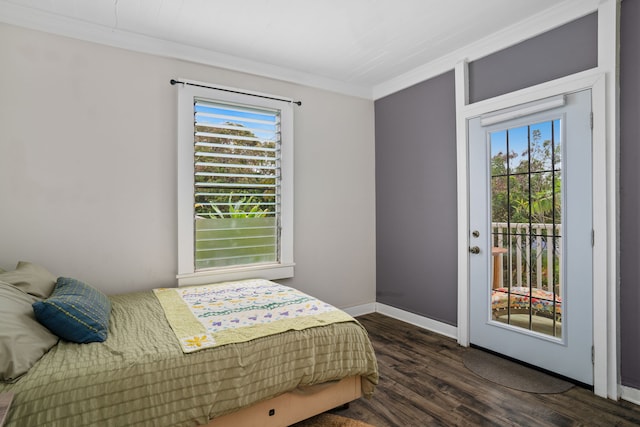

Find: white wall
0;23;376;308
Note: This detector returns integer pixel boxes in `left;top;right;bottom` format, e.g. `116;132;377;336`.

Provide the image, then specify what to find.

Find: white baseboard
375;303;458;339
341;303;376;317
341;302;458;340
621;385;640;406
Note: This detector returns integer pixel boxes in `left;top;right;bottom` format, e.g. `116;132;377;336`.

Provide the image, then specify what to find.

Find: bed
0;263;378;427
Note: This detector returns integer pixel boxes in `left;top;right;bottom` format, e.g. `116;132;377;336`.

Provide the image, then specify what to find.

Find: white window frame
176;80;294;286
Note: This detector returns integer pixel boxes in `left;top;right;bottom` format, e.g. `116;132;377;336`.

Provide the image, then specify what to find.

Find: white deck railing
491;222;562;295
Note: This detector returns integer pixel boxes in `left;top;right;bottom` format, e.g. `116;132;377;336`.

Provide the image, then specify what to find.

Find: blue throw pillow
32;277;111;343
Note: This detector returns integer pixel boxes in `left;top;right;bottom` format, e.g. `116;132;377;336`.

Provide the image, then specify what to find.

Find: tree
490;122;562;291
491;126;561;225
194;121;277;218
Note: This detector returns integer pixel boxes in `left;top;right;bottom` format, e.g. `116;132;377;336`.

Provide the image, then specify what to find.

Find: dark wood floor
335;313;640;427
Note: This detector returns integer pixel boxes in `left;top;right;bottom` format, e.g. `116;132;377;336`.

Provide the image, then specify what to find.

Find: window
177;81;294;286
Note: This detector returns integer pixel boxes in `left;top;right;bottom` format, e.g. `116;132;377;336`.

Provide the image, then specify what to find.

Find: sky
490;118;561;172
195;100;278;142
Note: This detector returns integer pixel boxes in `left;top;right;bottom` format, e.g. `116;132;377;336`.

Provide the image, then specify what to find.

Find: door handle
469;246;480;254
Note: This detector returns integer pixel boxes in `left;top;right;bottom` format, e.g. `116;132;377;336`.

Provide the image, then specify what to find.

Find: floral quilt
154;279;355;353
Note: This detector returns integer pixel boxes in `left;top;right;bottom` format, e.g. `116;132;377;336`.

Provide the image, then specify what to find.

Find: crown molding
372;0;601;100
0;0;602;101
0;1;373;100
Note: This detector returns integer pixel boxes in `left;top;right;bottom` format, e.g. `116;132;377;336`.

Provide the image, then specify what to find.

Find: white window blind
193;98;281;270
177;81;294;286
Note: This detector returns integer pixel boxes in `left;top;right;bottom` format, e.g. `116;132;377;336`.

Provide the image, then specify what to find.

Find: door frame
455;68;615;398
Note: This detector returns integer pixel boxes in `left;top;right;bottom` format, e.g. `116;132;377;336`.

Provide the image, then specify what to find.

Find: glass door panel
489;119;562;338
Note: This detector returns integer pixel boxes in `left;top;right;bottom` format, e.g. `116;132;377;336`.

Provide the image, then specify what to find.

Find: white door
468;89;593;385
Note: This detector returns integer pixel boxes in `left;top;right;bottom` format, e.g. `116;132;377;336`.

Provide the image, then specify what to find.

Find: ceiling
1;0;592;98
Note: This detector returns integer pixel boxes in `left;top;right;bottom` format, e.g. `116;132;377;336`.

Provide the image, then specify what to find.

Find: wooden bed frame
205;376;362;427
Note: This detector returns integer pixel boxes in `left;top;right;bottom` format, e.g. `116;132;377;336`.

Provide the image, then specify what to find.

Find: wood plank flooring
334;313;640;426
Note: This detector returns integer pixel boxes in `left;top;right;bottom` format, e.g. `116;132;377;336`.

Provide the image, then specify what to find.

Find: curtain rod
170;79;302;106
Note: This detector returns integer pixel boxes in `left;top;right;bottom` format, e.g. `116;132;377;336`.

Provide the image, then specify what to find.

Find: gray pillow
0;261;56;299
0;282;59;382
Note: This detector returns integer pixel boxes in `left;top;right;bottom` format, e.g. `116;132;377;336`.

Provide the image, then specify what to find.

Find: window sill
176;263;295;287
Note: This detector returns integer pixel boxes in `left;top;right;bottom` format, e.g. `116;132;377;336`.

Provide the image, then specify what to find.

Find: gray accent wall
376;8;639;389
468;13;598;103
374;15;601;331
375;71;458;325
620;0;640;390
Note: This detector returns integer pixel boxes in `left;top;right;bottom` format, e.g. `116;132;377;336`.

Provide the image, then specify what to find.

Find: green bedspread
0;291;378;427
